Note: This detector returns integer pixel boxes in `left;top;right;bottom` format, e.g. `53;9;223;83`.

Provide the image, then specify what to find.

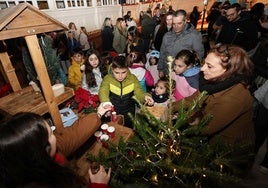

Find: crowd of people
1;1;268;187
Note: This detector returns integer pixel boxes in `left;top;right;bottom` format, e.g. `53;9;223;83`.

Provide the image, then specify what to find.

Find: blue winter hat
149;50;160;59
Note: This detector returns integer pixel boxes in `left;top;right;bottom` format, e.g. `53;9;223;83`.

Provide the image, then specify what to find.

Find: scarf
199;73;243;95
152;91;169;103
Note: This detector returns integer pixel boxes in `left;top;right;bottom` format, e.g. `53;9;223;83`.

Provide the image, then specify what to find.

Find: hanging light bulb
159;131;164;141
173;168;177;175
151;174;158;183
220;164;223;173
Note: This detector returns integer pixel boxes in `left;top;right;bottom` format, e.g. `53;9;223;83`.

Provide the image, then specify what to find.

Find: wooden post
24;35;64;131
0;52;22;92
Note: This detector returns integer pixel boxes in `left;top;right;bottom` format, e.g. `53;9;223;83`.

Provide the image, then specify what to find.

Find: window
7;1;16;6
100;0;113;6
37;0;48;9
56;0;65;8
0;1;8;9
19;1;32;5
86;0;92;6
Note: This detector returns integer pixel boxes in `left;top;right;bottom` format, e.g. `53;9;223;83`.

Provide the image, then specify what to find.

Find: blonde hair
102;17;112;30
115;17;126;35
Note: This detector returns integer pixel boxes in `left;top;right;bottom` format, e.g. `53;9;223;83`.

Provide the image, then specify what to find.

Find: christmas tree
87;57;253;188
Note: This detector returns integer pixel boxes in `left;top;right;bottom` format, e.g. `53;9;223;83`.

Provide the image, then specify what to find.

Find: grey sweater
158;23;204;74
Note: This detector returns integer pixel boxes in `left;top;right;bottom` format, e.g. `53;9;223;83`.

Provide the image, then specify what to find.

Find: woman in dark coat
101;17;114;52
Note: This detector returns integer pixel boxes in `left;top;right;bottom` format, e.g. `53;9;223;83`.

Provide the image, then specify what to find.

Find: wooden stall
0;3;73;131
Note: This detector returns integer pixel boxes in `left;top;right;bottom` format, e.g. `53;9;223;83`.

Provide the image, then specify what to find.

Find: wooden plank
24;35;64;131
7;8;56;29
0;25;65;40
0;3;68;40
0;52;21;92
0;86;47;115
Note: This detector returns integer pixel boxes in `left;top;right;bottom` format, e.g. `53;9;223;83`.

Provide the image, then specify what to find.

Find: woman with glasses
172;44;255;146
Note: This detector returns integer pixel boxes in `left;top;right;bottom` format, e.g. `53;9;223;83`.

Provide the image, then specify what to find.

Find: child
146;50;160;86
68;48;85;90
99;51;113;76
172;49;200;101
152;77;175;106
99;55;154;128
81;50;106;95
79;26;90;55
67;31;79;54
126;52;154;92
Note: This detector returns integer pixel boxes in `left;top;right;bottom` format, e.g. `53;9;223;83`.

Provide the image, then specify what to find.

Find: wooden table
75;122;134;178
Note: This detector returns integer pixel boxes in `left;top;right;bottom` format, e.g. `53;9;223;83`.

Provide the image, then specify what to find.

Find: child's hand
80;64;85;71
97;102;113;117
145;96;154;106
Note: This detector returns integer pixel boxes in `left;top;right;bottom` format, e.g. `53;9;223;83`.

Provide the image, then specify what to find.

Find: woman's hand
145;96;154;106
88;165;111;184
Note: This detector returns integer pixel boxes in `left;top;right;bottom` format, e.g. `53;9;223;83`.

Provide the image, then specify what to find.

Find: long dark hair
158;11;173;34
85;49;106;87
0;112;85;188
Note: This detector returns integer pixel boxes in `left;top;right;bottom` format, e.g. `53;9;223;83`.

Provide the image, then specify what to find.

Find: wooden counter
75;122;134;178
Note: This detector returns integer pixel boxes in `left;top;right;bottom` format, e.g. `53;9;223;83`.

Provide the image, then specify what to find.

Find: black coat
101;26;114;51
216;17;258;51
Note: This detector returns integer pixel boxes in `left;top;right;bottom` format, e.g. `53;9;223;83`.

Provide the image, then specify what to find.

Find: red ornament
129;150;135;156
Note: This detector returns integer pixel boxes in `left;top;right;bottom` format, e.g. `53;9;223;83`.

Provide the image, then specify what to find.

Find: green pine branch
86;92;252;187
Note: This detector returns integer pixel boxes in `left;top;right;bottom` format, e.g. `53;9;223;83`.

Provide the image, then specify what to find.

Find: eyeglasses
214;43;230;63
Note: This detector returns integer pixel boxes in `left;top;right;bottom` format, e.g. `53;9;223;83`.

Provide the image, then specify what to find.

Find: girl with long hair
0;112;111;187
82;50;106;95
